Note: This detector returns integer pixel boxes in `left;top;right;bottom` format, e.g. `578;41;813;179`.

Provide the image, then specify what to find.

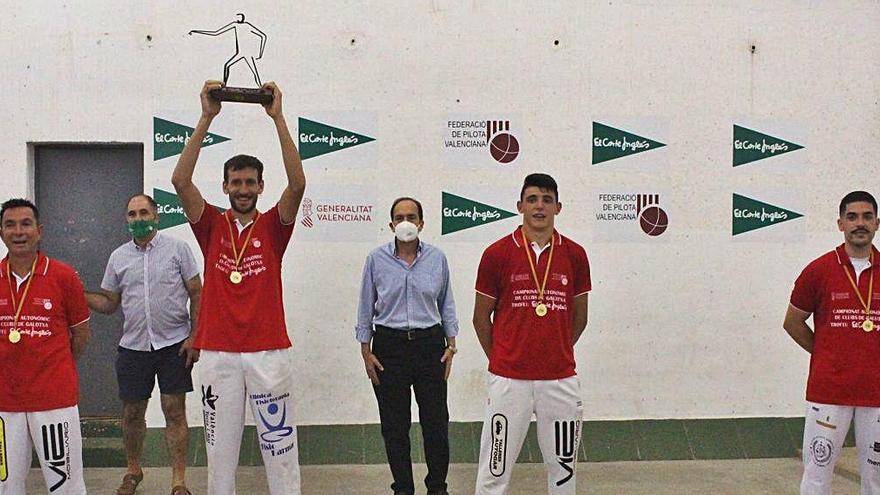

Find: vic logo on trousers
42;422;69;492
555;420;578;486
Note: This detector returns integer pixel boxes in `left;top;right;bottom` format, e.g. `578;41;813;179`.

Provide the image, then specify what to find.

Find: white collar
851;256;872;283
530;240;552;258
234;216;254;234
12;271;31;291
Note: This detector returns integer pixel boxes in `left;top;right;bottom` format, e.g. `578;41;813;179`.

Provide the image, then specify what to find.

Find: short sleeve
572;245;591;297
65;270;91;327
100;254;120;293
265;206;295;259
475;245;501;299
790;262;820;314
190;202;220;255
178;241;201;281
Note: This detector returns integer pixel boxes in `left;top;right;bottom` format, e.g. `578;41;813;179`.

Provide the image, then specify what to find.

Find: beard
229;195;258;214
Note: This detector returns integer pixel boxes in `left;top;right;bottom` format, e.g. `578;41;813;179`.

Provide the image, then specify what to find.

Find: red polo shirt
790;244;880;406
0;253;90;411
476;227;591;380
191;203;294;352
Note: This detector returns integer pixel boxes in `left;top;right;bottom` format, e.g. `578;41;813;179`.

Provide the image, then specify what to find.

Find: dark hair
126;193;158;212
520;173;559;201
223;154;264;183
1;198;39;224
390;197;423;222
839;191;877;216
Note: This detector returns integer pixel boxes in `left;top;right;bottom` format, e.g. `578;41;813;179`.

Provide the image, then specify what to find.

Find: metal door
34;144;143;417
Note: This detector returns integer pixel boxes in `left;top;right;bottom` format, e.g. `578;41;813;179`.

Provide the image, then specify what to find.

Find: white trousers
475;373;583;495
0;405;85;495
200;349;301;495
801;401;880;495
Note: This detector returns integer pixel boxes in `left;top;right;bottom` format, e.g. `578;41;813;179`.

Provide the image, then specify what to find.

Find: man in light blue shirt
356;197;459;495
86;194;201;495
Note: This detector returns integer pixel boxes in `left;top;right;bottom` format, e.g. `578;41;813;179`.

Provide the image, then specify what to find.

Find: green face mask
127;219;159;239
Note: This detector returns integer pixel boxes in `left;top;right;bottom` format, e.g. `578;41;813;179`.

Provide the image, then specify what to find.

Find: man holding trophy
171;79;306;494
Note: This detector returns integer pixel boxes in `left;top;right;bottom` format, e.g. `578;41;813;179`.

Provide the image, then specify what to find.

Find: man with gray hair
87;193;202;495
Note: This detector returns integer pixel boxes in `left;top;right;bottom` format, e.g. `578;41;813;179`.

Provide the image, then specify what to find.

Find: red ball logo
639;206;668;236
489;133;520;164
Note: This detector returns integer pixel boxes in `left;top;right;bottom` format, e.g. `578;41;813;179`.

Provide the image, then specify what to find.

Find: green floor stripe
41;417;812;467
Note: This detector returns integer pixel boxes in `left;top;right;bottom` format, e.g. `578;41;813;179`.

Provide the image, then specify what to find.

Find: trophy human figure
189;14;271;104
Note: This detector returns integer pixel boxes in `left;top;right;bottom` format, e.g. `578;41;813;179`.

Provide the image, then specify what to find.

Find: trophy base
210;87;273;104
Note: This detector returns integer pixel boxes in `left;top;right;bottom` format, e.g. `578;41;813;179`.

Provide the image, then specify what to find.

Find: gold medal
521;229;556;319
841;251;876;335
535;303;548;317
6;256;38;347
224;211;261;285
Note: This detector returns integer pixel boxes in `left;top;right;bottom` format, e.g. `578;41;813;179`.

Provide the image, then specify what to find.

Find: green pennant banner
732;193;803;235
298;118;376;160
592;122;666;164
441;192;516;235
153;117;230;161
732;125;804;167
153;188;225;230
153;188;189;230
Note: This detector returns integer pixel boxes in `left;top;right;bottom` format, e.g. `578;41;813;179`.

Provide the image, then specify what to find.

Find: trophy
189;13;272;104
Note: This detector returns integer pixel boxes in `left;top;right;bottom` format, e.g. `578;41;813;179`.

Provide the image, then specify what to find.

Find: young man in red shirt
172;80;305;495
0;198;91;495
473;173;590;494
785;190;880;495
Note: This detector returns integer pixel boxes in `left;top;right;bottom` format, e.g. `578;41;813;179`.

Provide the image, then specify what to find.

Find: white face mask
394;221;419;243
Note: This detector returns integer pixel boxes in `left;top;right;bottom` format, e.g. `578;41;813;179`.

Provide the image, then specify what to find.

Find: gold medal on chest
535;303;548;317
9;329;21;344
840;253;876;335
225;212;260;287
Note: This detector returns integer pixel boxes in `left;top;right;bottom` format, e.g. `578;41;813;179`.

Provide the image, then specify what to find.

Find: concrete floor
25;449;863;494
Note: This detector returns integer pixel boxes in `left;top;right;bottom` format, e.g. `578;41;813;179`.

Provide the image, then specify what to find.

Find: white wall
2;1;879;427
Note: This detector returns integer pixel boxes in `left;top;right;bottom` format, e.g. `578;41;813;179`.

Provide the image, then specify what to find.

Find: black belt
374;324;443;341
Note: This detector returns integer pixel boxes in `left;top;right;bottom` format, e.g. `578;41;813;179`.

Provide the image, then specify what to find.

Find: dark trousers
372;330;449;494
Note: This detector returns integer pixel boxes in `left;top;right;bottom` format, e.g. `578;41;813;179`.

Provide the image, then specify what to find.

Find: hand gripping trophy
189;13;272;104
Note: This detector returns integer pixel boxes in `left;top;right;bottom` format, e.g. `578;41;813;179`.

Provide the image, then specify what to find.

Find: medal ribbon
521;229;555;305
841;251;874;320
224;211;261;273
6;255;39;335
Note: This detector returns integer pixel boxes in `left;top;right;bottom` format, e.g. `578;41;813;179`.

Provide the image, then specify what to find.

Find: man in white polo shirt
87;193;202;495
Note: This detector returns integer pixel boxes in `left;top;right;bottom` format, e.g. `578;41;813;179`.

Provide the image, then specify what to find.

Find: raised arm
261;82;306;225
171;81;222;223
